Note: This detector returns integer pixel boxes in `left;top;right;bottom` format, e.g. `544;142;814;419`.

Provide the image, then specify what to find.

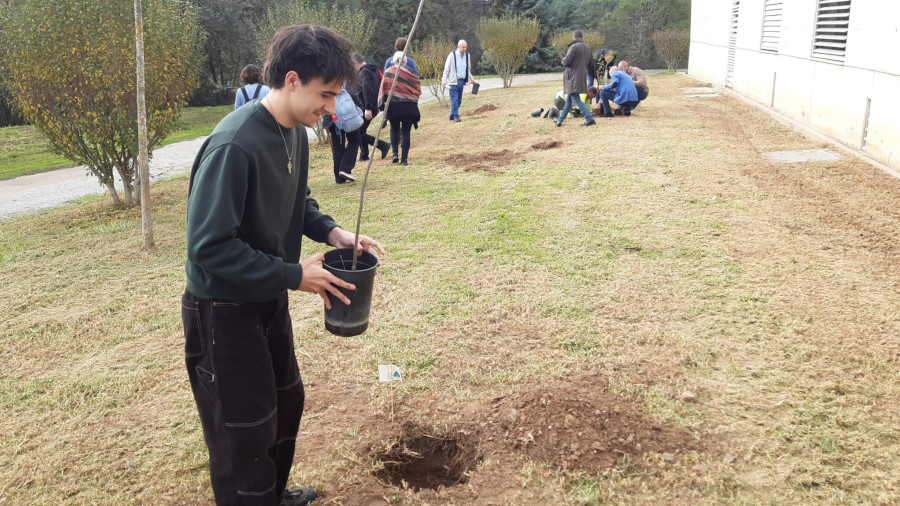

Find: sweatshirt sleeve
186;144;301;293
302;184;338;245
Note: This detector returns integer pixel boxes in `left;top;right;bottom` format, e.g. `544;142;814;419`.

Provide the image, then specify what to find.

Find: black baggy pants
182;290;304;505
328;124;360;183
358;118;389;160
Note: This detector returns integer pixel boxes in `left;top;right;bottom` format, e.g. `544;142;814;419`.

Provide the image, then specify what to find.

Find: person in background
440;39;476;122
556;30;596;127
598;64;639;117
324;82;363;183
352;53;390;162
234;64;270;109
182;24;384;506
379;52;421;166
617;60;649;106
384;37;419;76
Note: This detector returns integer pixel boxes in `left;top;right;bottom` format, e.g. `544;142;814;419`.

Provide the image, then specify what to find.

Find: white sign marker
378;365;403;382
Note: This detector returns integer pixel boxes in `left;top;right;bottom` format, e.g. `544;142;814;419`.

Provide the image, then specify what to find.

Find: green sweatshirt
185;100;338;302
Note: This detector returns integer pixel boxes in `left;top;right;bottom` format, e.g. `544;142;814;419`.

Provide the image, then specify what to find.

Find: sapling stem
352;0;426;270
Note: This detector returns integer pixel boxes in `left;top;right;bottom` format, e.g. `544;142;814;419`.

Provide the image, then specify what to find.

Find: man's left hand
328;227;386;259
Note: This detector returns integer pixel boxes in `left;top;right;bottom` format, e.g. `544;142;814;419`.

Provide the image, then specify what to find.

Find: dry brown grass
2;73;899;505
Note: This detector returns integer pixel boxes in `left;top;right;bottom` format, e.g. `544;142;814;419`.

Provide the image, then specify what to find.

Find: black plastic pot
322;248;379;336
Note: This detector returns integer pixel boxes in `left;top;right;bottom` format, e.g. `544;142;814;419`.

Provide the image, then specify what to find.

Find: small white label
378;364;403;382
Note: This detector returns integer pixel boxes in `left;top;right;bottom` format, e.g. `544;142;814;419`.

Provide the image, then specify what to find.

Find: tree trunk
106;181;122;206
134;0;154;249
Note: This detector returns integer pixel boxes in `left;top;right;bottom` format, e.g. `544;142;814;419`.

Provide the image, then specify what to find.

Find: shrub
476;15;540;88
652;29;690;71
413;38;451;105
0;0;203;205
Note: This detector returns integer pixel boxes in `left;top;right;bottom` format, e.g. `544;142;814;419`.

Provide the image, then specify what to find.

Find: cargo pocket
181;293;205;358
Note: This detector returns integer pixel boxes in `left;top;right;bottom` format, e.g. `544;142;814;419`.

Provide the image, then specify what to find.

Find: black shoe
613;108;624;116
392;155;399;164
623;107;632;116
379;144;389;159
454;117;461;122
580;119;597;127
602;113;615;118
400;160;408;166
556;121;562;127
358;155;369;162
281;487;316;506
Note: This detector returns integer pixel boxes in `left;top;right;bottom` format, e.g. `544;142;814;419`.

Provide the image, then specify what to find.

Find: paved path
0;73;560;220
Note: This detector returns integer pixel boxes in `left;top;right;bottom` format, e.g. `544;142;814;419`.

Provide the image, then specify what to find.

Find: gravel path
0;73;560;220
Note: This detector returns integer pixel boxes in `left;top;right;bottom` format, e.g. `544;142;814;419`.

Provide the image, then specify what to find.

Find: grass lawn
0;105;231;181
1;74;900;504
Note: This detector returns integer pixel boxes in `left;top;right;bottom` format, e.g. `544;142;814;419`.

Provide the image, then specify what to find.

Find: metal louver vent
761;0;783;52
812;0;851;63
726;0;740;88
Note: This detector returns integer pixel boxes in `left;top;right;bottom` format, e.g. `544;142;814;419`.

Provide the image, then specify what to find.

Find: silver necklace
268;100;295;174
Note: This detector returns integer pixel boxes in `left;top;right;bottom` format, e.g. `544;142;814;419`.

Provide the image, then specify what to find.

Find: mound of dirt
443;149;519;173
532;140;562;150
485;376;704;472
471;103;498;115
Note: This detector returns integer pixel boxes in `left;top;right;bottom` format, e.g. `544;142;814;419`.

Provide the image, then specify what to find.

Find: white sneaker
338;171;356;182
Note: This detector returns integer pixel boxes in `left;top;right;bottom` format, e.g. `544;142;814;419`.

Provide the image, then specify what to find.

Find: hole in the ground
371;424;481;491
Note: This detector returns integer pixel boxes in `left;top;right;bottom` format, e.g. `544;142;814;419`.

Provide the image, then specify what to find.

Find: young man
556;30;596;127
441;40;476;122
182;25;385;506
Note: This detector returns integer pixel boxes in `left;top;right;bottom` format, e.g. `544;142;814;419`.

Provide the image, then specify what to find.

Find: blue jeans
637;88;649;102
558;93;594;125
448;78;465;119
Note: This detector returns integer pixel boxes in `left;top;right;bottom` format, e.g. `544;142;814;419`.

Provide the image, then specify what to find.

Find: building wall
688;0;900;170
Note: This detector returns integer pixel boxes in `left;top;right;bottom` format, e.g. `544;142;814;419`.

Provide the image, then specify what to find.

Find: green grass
0;105;230;180
2;74;900;505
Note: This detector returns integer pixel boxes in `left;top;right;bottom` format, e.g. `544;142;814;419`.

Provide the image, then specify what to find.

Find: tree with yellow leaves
0;0;203;206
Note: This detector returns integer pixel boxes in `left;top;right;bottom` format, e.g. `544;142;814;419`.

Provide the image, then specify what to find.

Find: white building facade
688;0;900;171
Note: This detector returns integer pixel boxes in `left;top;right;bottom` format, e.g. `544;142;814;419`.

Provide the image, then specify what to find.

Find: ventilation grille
812;0;851;63
726;0;740;88
760;0;783;52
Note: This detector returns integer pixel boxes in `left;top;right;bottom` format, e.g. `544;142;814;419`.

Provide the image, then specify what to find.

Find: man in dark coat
556;30;596;127
352;53;389;162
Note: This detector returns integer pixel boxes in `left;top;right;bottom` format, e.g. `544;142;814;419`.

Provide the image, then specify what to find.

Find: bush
0;0;203;205
476;15;540;88
413;38;451;105
652;29;690;71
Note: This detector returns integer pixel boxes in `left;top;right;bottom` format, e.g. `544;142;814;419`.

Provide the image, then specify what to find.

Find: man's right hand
365;110;373;121
297;253;355;309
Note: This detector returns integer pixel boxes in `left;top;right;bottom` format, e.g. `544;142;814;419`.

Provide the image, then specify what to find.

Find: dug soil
297;374;711;504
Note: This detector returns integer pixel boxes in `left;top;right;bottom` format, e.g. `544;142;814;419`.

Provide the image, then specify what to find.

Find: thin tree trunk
105;181;122;206
134;0;154;249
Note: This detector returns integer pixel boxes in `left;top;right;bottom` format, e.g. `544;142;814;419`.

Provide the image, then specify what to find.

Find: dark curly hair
263;25;357;89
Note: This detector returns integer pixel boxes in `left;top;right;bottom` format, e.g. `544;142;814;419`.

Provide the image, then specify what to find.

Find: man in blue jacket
597;64;639;117
182;24;384;506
